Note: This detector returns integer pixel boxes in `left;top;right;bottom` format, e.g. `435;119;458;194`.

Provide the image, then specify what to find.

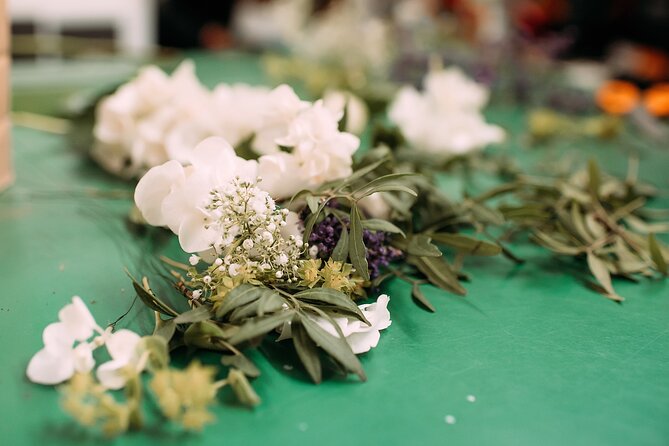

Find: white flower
314;294;391;354
96;329;143;390
26;297;103;385
388;67;504;156
323;90;369;135
252;84;309;155
134;137;259;253
92;60;211;178
280;295;391;354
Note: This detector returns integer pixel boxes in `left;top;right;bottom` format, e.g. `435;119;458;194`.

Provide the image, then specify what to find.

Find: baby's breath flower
189;255;200;266
190;178;305;299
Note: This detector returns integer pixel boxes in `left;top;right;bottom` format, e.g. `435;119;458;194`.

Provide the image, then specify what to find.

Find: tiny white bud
277;253;289;265
309;245;319;258
192;290;203;299
189;255;200;266
229;264;241;277
203;275;212;284
275;270;284;278
243;239;254;250
295;239;304;248
214;258;223;266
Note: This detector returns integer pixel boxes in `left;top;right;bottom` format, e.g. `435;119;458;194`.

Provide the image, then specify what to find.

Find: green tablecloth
2;53;668;446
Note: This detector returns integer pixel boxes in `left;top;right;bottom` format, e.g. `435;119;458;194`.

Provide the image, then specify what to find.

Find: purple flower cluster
308;215;403;279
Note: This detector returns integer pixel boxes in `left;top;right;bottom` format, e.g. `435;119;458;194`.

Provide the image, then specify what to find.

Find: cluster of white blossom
192;178;305;284
388;67;505;156
27;296;145;389
135;137;306;259
93;61;363;198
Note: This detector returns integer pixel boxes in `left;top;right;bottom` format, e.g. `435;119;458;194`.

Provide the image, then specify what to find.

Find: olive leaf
648;234;668;276
407;255;466;296
349;204;370;281
215;284;266;319
430;233;501;256
228;310;296;345
300;316;366;381
294;288;369;324
411;283;436;312
173;305;212;323
292;321;323;383
361;218;406;237
331;227;349;262
586;252;623;301
221;354;261;378
406;234;442;257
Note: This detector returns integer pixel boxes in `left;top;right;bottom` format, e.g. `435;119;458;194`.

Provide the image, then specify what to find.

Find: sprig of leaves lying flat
479;159;669;300
131;273;372;388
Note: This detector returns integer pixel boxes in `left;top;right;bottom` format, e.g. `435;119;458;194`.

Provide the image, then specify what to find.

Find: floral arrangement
29;59;669;437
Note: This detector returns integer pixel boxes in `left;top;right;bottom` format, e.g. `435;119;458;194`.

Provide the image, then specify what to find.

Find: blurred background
9;0;669;116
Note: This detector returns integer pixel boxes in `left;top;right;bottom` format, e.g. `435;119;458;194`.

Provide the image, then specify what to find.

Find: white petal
346;329;381;354
279;211;303;240
42;322;75;354
26;348;75;385
96;359;129;390
58;296;98;342
178;210;220;253
106;329;141;362
134;160;185;226
72;343;95;373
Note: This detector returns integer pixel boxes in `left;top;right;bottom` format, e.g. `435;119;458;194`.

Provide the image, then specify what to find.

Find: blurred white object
9;0;156;57
388;67;504;156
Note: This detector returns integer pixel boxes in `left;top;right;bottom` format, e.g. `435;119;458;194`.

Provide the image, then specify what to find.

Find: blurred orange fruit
643;83;669;117
595;80;640;115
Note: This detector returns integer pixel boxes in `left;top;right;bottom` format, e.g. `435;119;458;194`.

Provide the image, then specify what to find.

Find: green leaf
295;288;368;324
228;310;296;345
229;289;284;321
292;321;322;383
127;273;179;317
215;284;265;319
349;205;370;281
406;234;442;257
411;283;436;312
648;234;668;275
221;354;261;378
338;155;390;189
532;231;582;255
430;233;501;256
408;255;466;296
153;316;176;342
361;219;405;237
174;305;212;323
138;335;169;371
588;159;601;196
331;227;349;262
300;316;366;381
353;173;417;199
227;368;261;407
586;252;623;301
468;202;505;226
184;320;227;349
306;195;320;214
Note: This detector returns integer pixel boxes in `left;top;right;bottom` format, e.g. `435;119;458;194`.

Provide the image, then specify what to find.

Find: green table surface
2;52;669;446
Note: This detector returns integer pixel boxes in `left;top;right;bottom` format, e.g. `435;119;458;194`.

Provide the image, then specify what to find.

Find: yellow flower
298;259;322;288
320;260;357;293
149;362;218;432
